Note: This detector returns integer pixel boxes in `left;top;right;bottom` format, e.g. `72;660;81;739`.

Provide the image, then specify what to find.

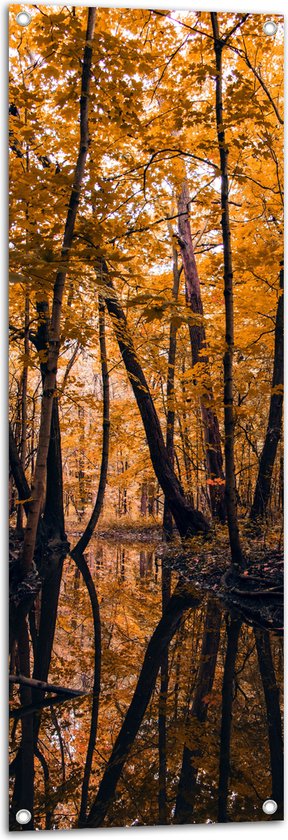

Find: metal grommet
263;20;278;36
16;809;32;825
16;11;31;27
262;799;278;816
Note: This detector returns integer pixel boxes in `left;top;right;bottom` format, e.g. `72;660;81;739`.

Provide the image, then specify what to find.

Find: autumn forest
9;4;283;830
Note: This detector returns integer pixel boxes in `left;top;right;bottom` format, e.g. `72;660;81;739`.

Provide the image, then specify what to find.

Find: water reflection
9;538;283;829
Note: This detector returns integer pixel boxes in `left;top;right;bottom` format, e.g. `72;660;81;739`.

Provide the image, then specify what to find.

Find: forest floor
159;535;283;633
92;521;283;633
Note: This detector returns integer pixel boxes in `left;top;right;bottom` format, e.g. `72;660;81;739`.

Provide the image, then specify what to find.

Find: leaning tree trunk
178;179;226;523
72;295;110;556
98;260;210;539
86;581;201;828
211;13;243;568
250;263;283;521
20;7;96;576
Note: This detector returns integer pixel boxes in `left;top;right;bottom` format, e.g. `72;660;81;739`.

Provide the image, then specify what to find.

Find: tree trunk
254;628;283;816
99;260;210;539
20;7;96;576
174;599;222;823
158;565;172;823
9;422;31;515
16;291;30;532
72;296;110;555
217;616;242;822
86;580;201;827
78;405;86;519
29;298;67;708
211;13;243;567
250;264;283;520
72;553;101;827
177;179;225;523
163;237;180;540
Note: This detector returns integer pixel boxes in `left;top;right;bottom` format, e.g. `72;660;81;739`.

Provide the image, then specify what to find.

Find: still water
9;537;283;829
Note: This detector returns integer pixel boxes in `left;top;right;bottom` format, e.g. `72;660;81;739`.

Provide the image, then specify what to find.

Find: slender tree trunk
99;260;210;539
15;619;35;830
211;13;243;567
20;7;96;576
78;405;86;519
17;291;30;531
28;299;66;691
72;553;101;827
73;296;110;556
254;628;283;816
163;238;180;540
158;564;172;823
86;581;201;827
174;599;222;823
250;264;283;520
217;616;242;822
9;422;31;515
177;180;225;522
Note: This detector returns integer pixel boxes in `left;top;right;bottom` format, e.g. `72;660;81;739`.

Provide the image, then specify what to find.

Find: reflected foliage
9;539;283;828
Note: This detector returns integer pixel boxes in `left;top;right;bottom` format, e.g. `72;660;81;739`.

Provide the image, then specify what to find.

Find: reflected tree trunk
34;745;52;830
218;615;242;822
70;553;101;827
254;627;283;817
175;598;222;823
86;581;201;827
158;563;172;823
11;618;35;831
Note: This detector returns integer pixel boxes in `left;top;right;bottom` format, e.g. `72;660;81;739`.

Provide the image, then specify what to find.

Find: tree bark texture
178;179;226;523
73;295;110;556
9;422;31;516
211;13;243;566
163;236;180;540
250;263;283;520
21;7;96;575
100;260;210;539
